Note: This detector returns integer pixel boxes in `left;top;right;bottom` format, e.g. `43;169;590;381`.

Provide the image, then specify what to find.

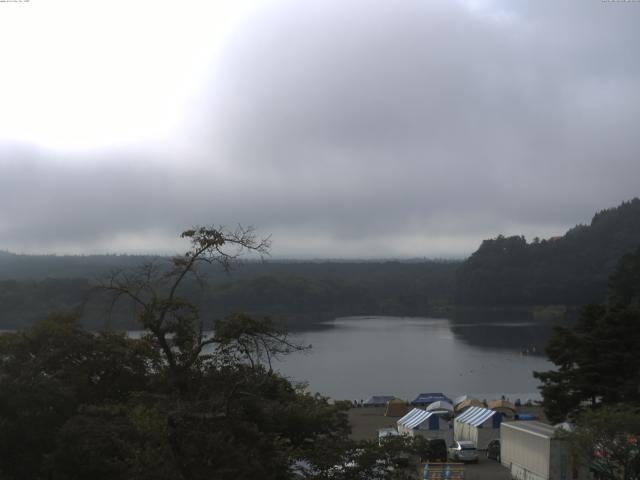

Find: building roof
502;421;558;439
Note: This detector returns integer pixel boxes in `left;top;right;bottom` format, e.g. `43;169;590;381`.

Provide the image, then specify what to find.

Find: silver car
448;441;479;463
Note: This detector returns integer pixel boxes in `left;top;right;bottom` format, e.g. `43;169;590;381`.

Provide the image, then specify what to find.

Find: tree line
0;261;457;331
0;226;442;480
455;198;640;306
534;246;640;479
1;198;640;332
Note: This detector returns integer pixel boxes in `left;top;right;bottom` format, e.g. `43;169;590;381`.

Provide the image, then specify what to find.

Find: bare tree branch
95;226;269;387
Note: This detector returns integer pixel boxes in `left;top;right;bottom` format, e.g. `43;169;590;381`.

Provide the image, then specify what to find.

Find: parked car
448;441;478;463
426;438;448;463
486;439;501;462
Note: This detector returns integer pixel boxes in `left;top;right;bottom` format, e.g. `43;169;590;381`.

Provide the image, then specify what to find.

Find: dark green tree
0;226;364;480
566;405;640;480
534;247;640;423
0;313;156;479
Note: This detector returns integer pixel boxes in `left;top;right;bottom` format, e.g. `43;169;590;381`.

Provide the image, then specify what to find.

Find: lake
274;316;554;403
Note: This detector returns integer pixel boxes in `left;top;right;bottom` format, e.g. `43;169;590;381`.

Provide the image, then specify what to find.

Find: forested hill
455;198;640;306
0;258;458;330
2;198;640;329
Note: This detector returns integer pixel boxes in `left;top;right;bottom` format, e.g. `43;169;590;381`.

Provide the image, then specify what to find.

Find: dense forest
0;228;433;480
455;198;640;306
0;259;458;330
1;198;640;330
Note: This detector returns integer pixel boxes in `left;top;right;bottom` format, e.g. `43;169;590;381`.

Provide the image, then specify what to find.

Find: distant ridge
455;198;640;306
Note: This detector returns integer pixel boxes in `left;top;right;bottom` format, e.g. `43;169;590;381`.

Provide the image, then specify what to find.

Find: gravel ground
461;456;511;480
347;407;396;441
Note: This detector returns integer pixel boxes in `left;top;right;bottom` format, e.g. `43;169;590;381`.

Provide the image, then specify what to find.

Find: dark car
426;438;448;463
486;439;501;462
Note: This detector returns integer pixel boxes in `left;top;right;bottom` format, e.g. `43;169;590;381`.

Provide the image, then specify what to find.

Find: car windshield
461;446;476;450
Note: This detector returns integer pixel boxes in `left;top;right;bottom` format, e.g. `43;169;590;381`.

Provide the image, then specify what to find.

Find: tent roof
487;399;517;412
453;394;478;407
455;406;497;427
426;400;454;412
365;395;396;405
384;400;410;417
454;399;484;413
412;392;452;405
398;408;435;429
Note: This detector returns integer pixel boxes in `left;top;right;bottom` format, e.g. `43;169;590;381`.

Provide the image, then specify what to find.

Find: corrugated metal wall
501;424;551;480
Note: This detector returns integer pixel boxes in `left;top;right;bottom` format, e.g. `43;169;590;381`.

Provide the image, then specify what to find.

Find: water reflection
276;316;554;401
448;309;564;356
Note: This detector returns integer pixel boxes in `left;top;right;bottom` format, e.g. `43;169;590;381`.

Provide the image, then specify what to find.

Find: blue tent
411;392;452;407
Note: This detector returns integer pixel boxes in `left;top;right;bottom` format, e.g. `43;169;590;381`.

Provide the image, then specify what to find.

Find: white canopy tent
453;406;502;449
397;408;452;442
426;400;454;414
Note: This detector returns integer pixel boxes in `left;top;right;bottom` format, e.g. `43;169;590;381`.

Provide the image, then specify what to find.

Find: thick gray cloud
1;0;639;257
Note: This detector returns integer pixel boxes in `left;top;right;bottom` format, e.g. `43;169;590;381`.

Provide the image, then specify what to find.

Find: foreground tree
534;247;640;423
566;405;640;480
0;313;156;479
0;226;365;480
102;225;271;390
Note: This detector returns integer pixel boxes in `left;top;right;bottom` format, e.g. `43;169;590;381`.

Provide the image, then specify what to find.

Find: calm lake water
274;316;554;402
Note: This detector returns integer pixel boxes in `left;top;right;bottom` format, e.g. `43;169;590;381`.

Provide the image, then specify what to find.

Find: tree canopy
565;405;640;480
534;246;640;423
456;198;640;306
0;226;422;479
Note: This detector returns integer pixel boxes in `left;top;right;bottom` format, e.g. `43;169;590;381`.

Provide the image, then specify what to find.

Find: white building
500;421;583;480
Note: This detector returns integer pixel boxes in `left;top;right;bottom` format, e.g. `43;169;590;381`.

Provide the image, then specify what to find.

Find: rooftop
502;421;557;439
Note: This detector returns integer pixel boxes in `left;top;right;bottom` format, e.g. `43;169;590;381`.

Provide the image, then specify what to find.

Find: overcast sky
0;0;639;258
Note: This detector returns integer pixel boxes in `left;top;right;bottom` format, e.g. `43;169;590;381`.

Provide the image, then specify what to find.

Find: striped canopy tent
487;399;517;416
397;408;452;442
454;398;485;414
426;400;454;414
453;406;502;449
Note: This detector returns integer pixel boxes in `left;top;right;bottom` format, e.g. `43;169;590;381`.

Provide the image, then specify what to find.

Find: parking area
460;456;511;480
416;457;510;480
347;407;514;479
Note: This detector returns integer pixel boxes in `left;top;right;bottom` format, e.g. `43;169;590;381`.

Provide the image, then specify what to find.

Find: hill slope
455;198;640;306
